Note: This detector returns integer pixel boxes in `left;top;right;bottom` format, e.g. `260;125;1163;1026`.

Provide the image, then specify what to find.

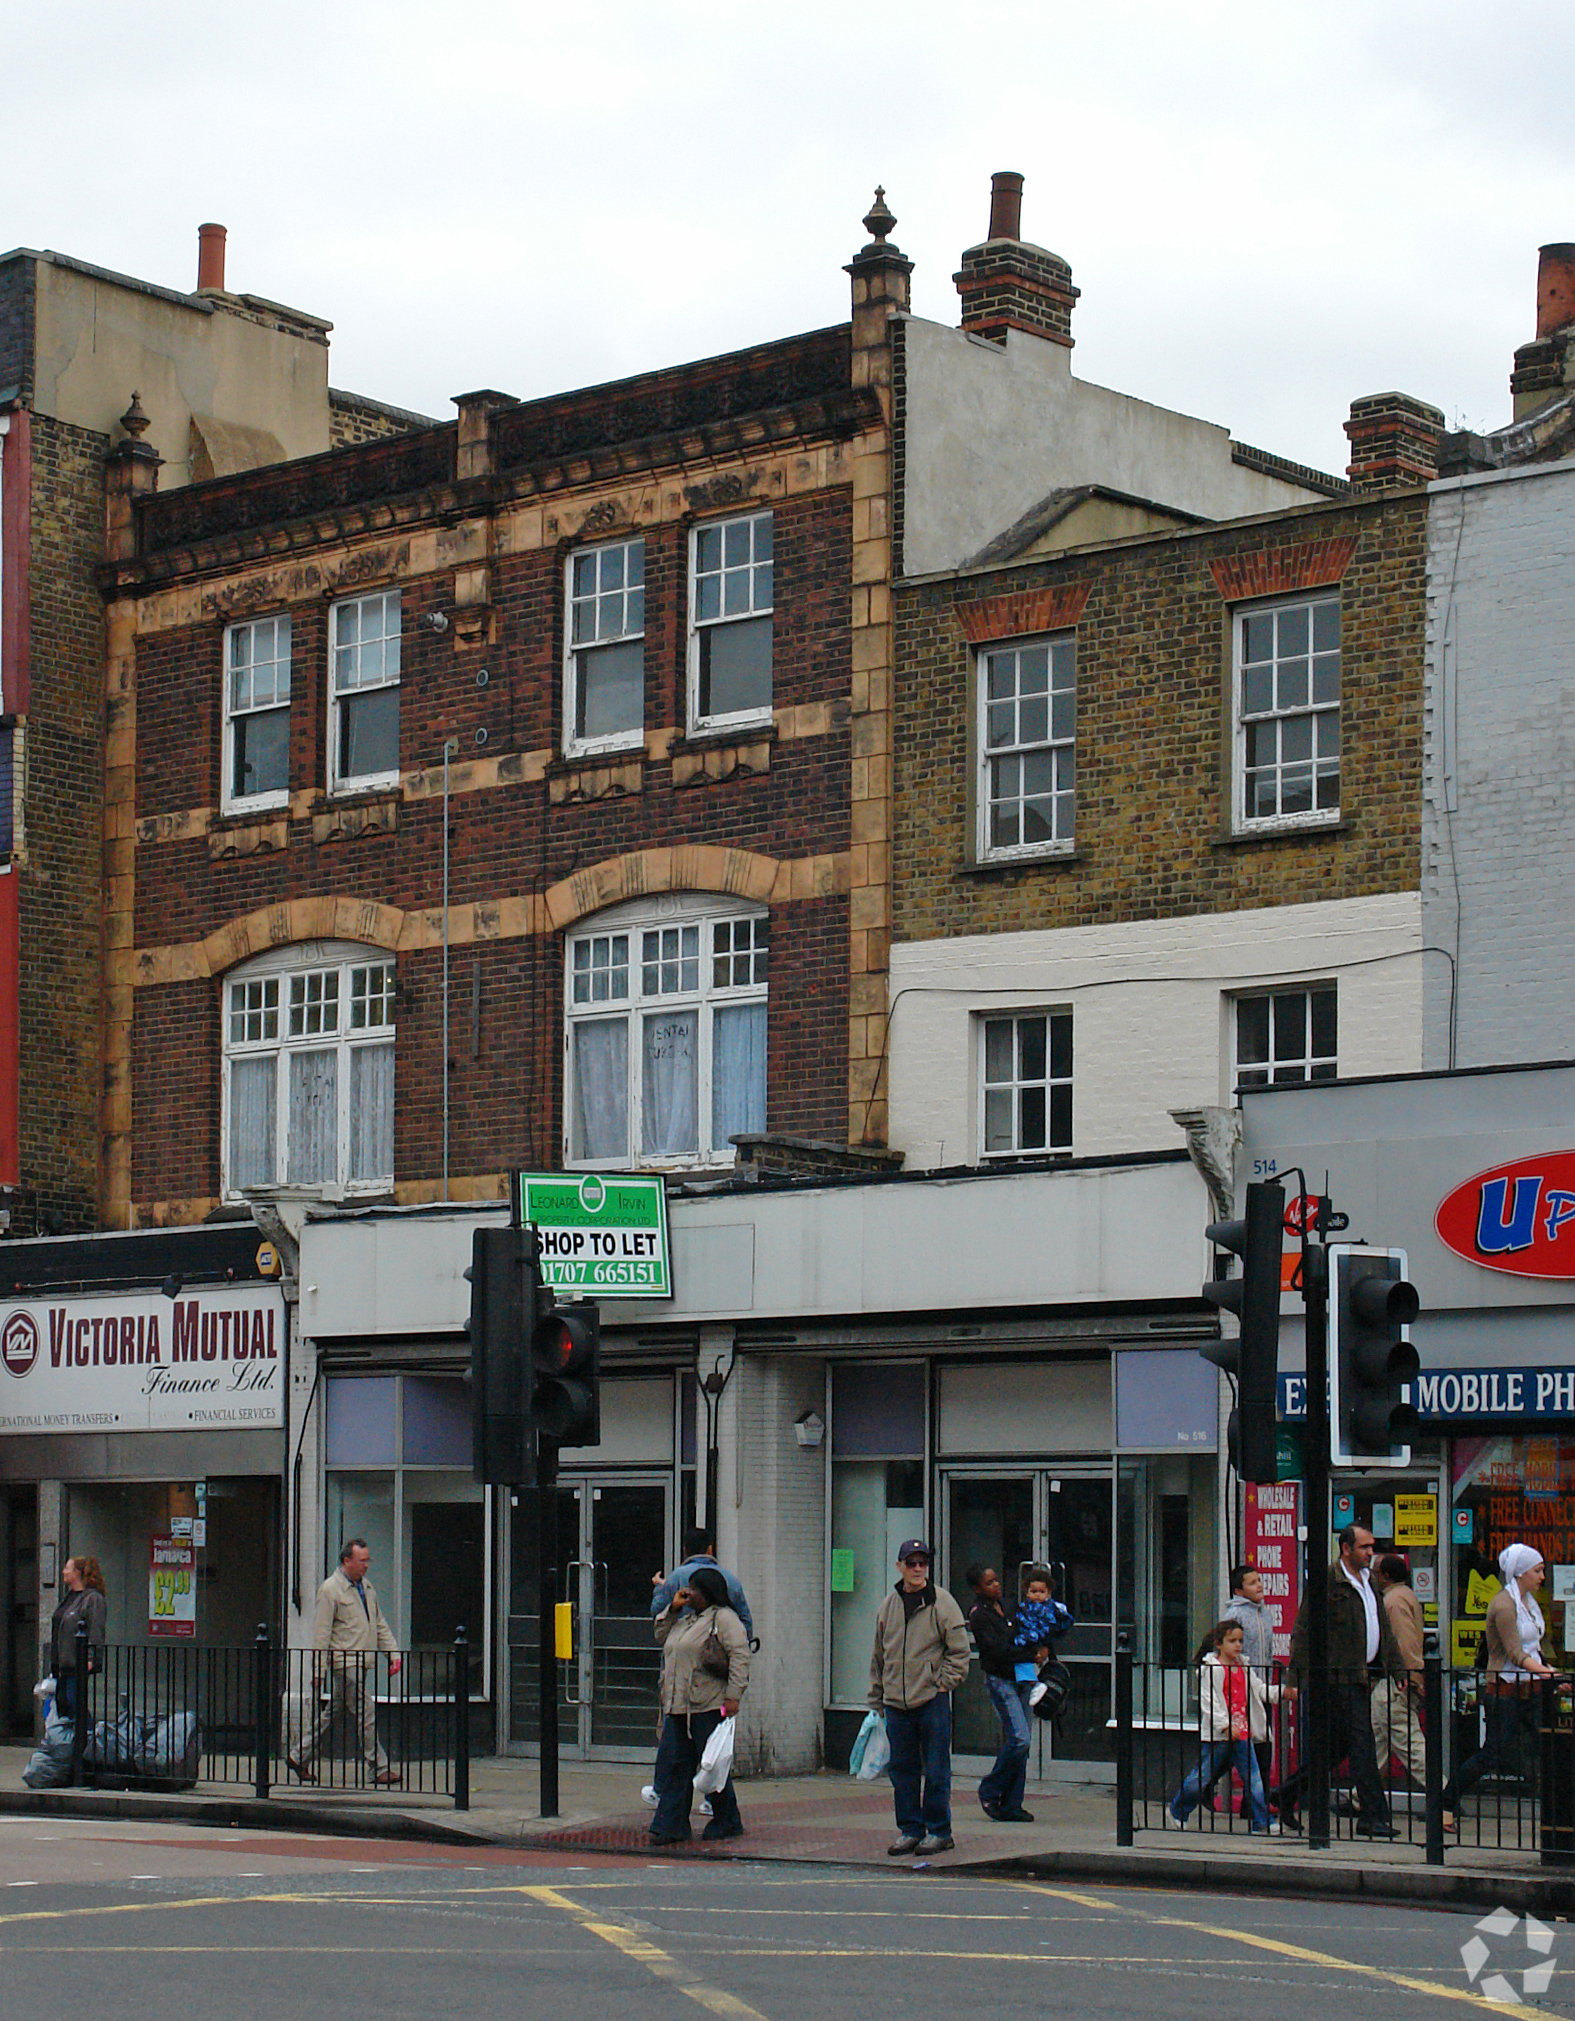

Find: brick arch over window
543;845;781;933
197;897;405;979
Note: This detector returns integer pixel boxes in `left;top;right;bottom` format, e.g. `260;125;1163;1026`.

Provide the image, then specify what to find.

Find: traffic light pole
1302;1232;1331;1851
538;1430;559;1820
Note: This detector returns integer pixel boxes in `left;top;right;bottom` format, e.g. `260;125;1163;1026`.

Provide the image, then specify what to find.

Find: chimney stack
197;222;227;294
1344;391;1444;493
954;171;1078;349
1510;240;1575;418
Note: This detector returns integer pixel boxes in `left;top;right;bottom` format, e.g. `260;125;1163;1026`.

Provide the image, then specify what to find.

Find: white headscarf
1499;1544;1546;1657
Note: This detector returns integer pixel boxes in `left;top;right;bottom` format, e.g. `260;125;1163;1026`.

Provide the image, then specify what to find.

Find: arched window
223;940;395;1198
564;895;767;1169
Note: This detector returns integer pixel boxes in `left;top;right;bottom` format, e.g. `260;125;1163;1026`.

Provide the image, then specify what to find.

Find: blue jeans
650;1710;742;1841
886;1694;953;1838
1170;1738;1270;1829
979;1675;1032;1815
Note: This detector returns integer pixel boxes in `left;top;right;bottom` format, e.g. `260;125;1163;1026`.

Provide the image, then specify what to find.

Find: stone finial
862;187;896;247
119;392;150;440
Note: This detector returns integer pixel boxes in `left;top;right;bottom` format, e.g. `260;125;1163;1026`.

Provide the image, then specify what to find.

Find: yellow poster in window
1465;1569;1503;1617
1394;1494;1438;1547
1452;1619;1486;1668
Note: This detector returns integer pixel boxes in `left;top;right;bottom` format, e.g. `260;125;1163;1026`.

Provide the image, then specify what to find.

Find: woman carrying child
1168;1619;1280;1834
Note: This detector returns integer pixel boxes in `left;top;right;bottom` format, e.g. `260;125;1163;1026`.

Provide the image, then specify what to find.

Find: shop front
0;1225;286;1734
1242;1062;1575;1687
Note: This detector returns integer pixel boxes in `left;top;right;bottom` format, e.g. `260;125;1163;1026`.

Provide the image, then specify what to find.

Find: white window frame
329;589;402;795
564;537;646;756
222;615;292;814
687;511;773;733
1233;591;1340;833
977;1007;1073;1162
1231;984;1337;1091
221;939;395;1201
977;632;1076;861
563;894;768;1172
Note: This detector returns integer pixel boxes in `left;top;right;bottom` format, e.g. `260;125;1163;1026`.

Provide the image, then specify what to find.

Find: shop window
827;1363;927;1706
565;895;767;1169
1116;1453;1218;1709
324;1373;486;1690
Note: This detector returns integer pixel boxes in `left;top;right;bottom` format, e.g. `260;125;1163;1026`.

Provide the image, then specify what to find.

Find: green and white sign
519;1173;672;1299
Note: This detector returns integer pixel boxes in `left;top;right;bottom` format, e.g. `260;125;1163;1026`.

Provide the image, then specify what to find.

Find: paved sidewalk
2;1745;1570;1915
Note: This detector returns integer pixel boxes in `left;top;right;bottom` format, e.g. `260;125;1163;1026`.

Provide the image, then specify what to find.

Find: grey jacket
1224;1594;1275;1673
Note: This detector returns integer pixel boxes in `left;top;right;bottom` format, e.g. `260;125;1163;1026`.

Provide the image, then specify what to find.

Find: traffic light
530;1276;601;1447
1329;1244;1420;1466
466;1225;535;1486
1200;1179;1285;1484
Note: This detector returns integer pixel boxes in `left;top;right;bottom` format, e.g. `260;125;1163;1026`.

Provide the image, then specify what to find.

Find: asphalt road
0;1816;1566;2019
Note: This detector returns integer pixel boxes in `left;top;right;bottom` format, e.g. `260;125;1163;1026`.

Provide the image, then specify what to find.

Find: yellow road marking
521;1884;772;2021
1013;1882;1529;2016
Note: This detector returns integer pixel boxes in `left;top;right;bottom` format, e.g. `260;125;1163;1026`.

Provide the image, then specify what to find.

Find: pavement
4;1743;1574;1916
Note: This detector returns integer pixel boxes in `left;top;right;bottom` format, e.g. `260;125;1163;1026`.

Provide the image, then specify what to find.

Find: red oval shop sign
1436;1153;1575;1278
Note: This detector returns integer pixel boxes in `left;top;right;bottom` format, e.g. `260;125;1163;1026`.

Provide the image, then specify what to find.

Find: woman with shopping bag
650;1564;749;1844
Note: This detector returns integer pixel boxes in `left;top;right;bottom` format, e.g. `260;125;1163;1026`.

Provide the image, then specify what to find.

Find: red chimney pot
1536;242;1575;338
987;171;1024;243
197;223;227;294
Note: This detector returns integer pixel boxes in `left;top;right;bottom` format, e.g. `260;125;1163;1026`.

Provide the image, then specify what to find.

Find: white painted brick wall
721;1353;827;1774
1423;458;1575;1069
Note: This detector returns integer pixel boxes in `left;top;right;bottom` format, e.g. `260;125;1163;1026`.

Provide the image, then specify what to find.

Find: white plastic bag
856;1713;891;1781
693;1714;736;1797
848;1708;881;1777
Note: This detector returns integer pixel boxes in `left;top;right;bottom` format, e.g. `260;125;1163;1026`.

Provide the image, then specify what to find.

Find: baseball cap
897;1539;933;1563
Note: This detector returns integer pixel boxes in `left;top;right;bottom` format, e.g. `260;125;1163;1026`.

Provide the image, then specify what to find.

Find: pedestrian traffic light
466;1224;535;1486
1329;1244;1420;1466
1199;1179;1285;1485
530;1276;601;1447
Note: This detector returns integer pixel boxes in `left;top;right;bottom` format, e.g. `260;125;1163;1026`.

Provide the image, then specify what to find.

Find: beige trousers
1370;1676;1426;1785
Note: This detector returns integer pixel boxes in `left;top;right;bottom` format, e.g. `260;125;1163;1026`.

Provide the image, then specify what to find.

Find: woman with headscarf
49;1554;107;1723
1442;1543;1555;1833
649;1562;749;1845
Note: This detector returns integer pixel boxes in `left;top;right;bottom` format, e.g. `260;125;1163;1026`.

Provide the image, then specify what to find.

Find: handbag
1031;1659;1073;1722
698;1610;732;1681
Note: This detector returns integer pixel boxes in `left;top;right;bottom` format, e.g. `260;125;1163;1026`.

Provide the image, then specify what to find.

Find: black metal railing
1113;1632;1564;1863
63;1621;471;1809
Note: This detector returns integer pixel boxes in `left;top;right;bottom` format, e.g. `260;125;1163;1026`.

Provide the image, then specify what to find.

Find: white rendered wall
1423;458;1575;1070
887;892;1424;1168
900;317;1329;576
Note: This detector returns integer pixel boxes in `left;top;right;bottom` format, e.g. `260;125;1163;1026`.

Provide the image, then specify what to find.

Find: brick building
7;179;1346;1770
0;228;426;1734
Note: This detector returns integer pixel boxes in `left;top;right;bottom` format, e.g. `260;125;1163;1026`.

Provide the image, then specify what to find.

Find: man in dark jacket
1283;1523;1406;1834
869;1540;970;1856
965;1565;1036;1823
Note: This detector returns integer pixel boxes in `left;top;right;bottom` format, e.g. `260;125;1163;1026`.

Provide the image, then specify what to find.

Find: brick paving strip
3;1746;1571;1914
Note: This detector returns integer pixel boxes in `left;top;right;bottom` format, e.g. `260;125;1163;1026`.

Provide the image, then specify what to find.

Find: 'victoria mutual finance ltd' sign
520;1172;672;1299
0;1285;285;1435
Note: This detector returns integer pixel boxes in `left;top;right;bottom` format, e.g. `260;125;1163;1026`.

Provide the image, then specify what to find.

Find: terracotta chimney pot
197;223;227;293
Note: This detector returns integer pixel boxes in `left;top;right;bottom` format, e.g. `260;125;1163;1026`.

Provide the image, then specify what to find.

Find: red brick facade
105;334;880;1224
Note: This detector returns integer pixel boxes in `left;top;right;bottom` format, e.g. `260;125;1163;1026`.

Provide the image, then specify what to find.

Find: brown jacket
1482;1586;1546;1677
1382;1580;1424;1678
1286;1563;1405;1686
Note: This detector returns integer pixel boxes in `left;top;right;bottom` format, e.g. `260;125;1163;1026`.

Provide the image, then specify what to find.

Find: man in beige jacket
1370;1553;1425;1789
290;1538;403;1785
869;1539;971;1857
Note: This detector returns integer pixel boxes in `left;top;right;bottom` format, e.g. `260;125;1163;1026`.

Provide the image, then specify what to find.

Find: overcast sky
9;2;1574;476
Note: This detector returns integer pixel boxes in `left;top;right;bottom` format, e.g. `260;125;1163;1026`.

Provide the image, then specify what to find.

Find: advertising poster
1243;1481;1301;1662
149;1535;196;1639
